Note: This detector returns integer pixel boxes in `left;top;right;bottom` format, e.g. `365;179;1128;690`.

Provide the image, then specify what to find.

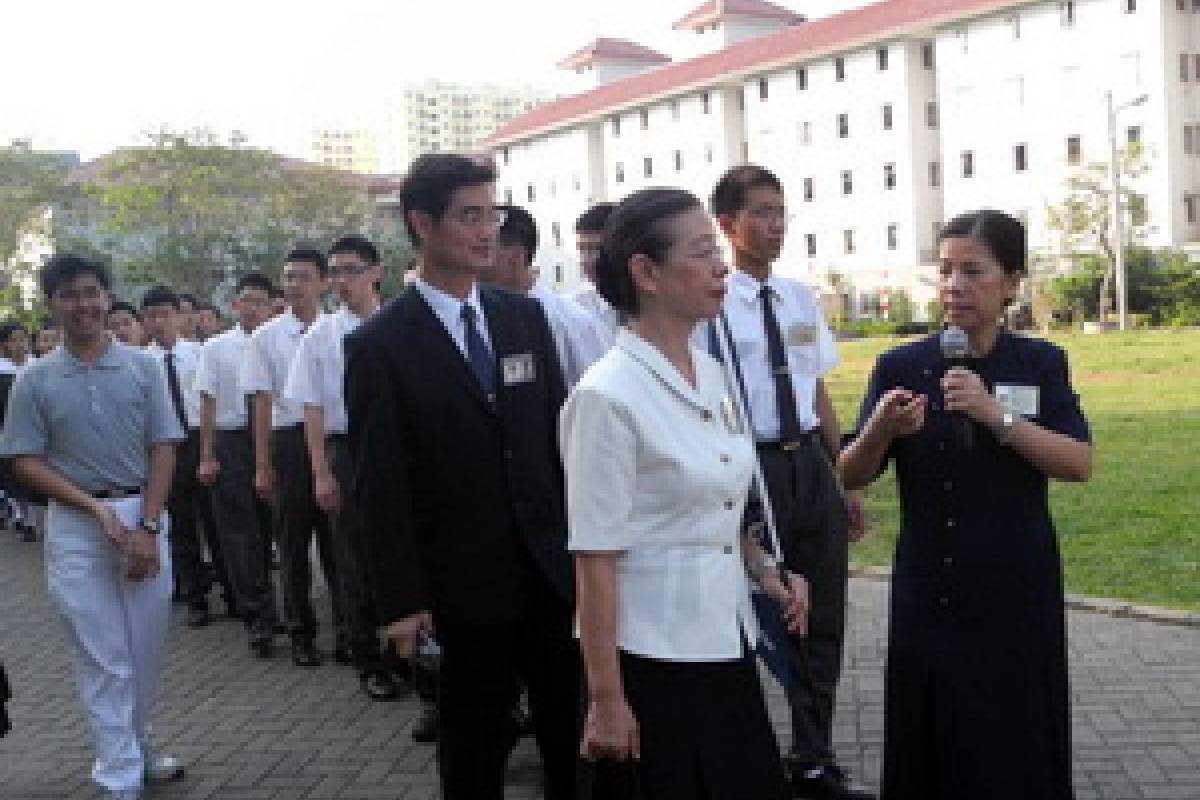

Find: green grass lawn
826;329;1200;611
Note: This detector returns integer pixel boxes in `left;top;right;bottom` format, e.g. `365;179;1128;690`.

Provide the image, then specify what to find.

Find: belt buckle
110;487;134;500
781;439;802;452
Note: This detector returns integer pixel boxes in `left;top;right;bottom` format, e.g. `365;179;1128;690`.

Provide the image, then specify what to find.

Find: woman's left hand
762;570;809;637
941;367;1002;426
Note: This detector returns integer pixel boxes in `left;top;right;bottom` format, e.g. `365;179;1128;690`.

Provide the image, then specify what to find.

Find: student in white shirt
194;273;278;658
570;203;620;347
562;188;807;800
240;250;336;668
484;205;608;388
283;235;400;701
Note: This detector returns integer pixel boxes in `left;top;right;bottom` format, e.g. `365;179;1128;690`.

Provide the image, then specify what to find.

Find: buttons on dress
723;499;734;510
946;518;956;529
720;454;731;464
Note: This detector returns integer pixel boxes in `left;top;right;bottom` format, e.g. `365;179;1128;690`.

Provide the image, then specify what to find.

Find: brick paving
1;529;1197;799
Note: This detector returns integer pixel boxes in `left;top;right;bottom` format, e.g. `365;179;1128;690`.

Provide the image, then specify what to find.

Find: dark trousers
270;425;340;643
169;431;232;611
757;439;850;767
328;436;382;672
436;580;579;800
210;429;277;638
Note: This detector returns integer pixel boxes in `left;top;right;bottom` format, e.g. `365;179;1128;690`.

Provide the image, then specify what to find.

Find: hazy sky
2;0;865;160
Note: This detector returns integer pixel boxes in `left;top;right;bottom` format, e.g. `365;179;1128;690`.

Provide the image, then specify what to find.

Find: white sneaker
144;754;185;783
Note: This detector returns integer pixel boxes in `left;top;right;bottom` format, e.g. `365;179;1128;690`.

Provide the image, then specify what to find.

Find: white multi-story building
489;0;1200;317
311;128;381;174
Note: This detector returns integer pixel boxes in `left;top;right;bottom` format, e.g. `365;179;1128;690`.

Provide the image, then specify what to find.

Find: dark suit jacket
344;284;572;628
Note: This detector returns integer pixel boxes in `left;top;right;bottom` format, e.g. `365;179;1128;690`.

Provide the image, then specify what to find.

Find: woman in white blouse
562;188;808;799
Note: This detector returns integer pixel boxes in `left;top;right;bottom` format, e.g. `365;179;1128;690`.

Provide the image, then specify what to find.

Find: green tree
0;144;71;265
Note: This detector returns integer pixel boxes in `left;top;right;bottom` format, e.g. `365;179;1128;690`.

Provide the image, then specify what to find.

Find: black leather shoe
332;641;354;666
291;639;321;667
790;764;876;800
360;670;403;701
249;631;273;659
411;704;439;743
186;607;211;628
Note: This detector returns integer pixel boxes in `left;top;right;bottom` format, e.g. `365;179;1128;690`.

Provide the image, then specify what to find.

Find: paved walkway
1;530;1197;799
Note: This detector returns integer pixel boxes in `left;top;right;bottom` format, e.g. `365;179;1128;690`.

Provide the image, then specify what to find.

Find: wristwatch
138;517;161;535
993;409;1019;446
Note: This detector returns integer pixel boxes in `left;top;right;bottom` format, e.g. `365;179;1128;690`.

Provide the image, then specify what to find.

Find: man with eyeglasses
241;249;339;669
284;234;400;701
0;254;185;800
345;153;579;799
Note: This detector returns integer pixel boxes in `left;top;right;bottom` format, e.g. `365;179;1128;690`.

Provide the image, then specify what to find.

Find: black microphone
940;325;974;451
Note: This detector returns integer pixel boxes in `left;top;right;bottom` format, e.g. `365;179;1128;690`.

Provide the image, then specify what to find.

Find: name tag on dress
787;322;817;346
994;384;1040;417
501;353;536;386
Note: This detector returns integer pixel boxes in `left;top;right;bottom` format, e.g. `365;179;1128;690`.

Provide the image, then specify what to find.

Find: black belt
756;429;823;452
89;486;141;500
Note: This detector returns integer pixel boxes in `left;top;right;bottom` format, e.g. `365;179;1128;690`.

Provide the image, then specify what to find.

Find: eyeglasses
329;264;373;278
449;206;508;228
52;285;106;304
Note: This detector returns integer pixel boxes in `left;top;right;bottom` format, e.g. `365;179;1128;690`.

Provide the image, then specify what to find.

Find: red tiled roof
674;0;805;31
557;37;673;71
489;0;1022;148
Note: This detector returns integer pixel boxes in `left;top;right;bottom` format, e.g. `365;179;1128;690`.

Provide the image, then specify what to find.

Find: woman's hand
762;570;810;637
867;388;927;441
942;368;1002;426
580;695;640;761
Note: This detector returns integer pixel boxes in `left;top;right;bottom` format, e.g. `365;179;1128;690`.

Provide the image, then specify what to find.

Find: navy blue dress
855;332;1090;800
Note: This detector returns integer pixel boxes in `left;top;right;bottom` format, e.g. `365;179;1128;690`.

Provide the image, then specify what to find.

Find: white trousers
46;497;171;793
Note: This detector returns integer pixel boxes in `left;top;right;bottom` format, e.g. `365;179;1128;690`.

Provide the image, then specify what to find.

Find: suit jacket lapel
398;286;494;414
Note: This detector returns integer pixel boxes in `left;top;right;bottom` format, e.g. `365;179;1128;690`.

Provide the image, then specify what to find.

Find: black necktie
462;304;497;399
760;286;802;443
164;351;190;432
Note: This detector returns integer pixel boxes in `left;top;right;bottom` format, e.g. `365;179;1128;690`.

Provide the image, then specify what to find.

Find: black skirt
584;649;789;800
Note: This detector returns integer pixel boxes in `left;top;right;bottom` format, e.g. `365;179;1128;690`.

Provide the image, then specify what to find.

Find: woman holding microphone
561;188;807;799
840;210;1093;800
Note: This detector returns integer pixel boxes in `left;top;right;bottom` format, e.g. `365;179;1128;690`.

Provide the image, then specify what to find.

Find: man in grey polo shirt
0;254;186;800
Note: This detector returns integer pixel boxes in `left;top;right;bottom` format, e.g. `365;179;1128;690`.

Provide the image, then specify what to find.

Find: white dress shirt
570;284;620;350
561;328;758;662
0;356;17;375
414;278;493;357
194;326;252;430
145;339;202;429
283;306;366;436
530;284;609;389
239;310;322;429
719;270;840;439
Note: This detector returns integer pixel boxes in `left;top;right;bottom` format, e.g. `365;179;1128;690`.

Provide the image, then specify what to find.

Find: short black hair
235;272;274;295
140;284;180;311
710;164;784;218
286;247;328;276
196;301;219;315
107;300;140;321
0;321;27;344
268;284;285;300
329;234;380;266
595;188;704;317
40;254;111;299
575;203;616;234
177;293;198;309
497;205;538;263
401;153;497;245
938;210;1027;275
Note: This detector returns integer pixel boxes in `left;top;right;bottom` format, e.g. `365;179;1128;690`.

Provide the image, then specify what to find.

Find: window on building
922;42;935;69
554;263;564;283
549;179;557;198
1127;126;1142;145
1067;135;1082;164
800;121;813;146
759;77;769;100
527;184;535;202
615;162;625;184
573;174;581;191
1060;0;1075;26
883;103;894;130
887;224;898;250
930;161;941;188
742;141;749;162
737;88;745;111
835;57;846;82
884;163;897;189
877;47;889;71
644;157;653;178
1124;0;1136;11
504;188;513;204
803;177;814;202
702;91;712;114
1009;14;1021;38
797;67;808;90
674;150;683;172
842;170;853;194
1014;143;1028;172
806;234;817;257
1185;125;1194;155
501;147;510;165
926;101;939;129
1187;194;1199;224
1194;54;1200;80
612;116;622;137
1183;54;1191;82
962;151;975;178
640;109;649;130
551;221;562;248
844;229;856;254
704;143;714;163
670;100;680;121
838;113;850;138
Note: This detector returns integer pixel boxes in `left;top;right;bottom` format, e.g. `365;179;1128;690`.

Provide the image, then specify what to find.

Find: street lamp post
1106;90;1149;331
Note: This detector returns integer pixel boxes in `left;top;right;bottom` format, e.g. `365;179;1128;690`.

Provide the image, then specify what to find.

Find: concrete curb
849;564;1200;629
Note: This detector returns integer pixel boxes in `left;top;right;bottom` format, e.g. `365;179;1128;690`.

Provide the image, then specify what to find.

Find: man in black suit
345;153;578;800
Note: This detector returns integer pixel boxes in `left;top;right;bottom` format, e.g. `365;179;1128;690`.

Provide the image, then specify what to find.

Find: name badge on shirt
719;396;744;435
787;322;817;347
501;353;536;386
994;384;1040;417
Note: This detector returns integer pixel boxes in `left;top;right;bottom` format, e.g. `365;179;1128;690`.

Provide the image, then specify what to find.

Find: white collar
415;277;484;324
615;328;708;413
729;270;784;304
